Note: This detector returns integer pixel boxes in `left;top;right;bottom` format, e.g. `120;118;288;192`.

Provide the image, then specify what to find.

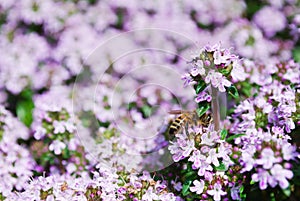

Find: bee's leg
184;122;190;137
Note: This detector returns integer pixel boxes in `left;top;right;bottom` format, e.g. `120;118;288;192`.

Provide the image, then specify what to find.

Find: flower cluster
169;43;300;200
30;87;88;176
0;106;35;198
239;128;297;190
183;43;246;93
8;165;177;201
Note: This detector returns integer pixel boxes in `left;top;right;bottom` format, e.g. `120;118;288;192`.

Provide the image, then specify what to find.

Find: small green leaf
16;89;34;127
226;134;245;142
239;185;244;193
62;147;70;159
194;80;206;94
239;185;247;200
214;162;226;171
141;105;152;118
183;171;198;181
182;180;192;196
196;104;210;117
282;187;291;197
218;64;233;76
127;102;136;110
220;129;227;140
228;85;239;99
292;46;300;62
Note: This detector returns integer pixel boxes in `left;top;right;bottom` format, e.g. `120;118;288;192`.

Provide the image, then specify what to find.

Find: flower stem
211;86;221;131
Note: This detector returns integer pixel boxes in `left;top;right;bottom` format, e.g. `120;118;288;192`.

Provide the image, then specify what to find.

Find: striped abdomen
169;115;186;135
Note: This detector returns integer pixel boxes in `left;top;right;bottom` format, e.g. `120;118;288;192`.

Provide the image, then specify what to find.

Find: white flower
205;70;231;92
207;183;227;201
49;140;66;155
231;59;247;82
190;180;205;195
53;120;66;134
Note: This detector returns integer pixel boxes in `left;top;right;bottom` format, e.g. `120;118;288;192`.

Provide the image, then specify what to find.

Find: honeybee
168;110;212;135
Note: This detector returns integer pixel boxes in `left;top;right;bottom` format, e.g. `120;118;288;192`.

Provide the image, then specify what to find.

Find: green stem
211;86;221;131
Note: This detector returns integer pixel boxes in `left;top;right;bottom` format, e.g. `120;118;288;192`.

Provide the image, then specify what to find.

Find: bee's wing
168;110;192;114
168;110;183;114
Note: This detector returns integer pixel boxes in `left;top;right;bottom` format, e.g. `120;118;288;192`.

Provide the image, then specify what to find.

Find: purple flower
190;180;205;195
231;59;247;82
201;130;219;146
256;148;278;169
282;143;297;160
230;186;241;200
252;169;272;190
241;149;255;172
270;164;293;189
190;60;205;76
195;91;211;103
33;126;46;140
197;162;213;176
253;6;286;37
188;150;206;169
205;70;231;92
207;183;227;201
206;148;220;167
204;43;221;52
213;49;232;66
142;187;159;201
169;134;195;162
181;73;195;87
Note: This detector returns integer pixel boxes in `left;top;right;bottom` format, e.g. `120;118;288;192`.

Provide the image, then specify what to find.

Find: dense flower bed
0;0;300;200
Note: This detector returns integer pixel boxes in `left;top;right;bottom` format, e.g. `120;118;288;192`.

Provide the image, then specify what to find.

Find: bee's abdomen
169;116;185;134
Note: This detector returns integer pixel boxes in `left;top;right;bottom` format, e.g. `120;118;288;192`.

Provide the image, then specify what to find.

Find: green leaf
220;129;228;140
16;89;34;127
62;147;70;159
241;81;252;97
226;134;245;142
282;187;291;197
292;46;300;62
182;180;192;196
239;185;244;193
183;171;198;181
196;104;210;117
239;185;247;200
141;105;152;118
214;162;226;171
228;85;239;99
218;64;233;76
194;80;206;94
